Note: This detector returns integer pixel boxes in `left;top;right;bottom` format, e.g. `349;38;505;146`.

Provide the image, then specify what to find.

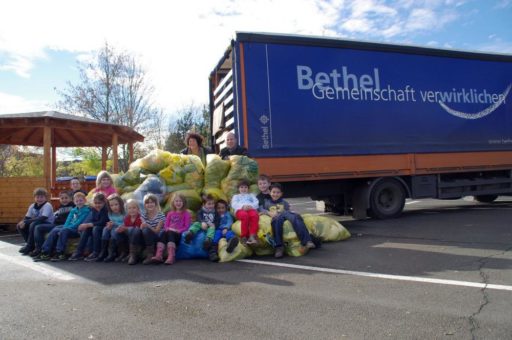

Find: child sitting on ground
103;194;126;262
185;194;216;250
208;200;238;262
231;180;259;245
69;192;109;261
152;193;191;265
261;183;316;258
31;191;74;258
140;194;166;265
256;174;272;208
37;192;91;261
17;187;55;255
115;199;143;265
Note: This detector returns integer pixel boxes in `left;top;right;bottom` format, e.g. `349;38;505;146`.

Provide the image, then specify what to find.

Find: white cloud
0;92;53;114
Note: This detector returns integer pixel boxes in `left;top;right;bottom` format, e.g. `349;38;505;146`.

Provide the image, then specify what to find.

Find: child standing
115;199;143;265
256;174;272;208
37;192;91;261
17;188;54;255
103;194;126;262
209;200;238;262
152;194;191;265
185;194;216;250
231;180;260;245
69;193;109;261
31;191;74;258
261;183;316;258
93;171;117;197
140;194;166;265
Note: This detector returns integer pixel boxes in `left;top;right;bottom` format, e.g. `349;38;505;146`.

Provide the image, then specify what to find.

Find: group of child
17;172;318;264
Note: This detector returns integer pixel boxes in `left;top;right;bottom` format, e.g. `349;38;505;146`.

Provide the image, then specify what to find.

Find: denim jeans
142;227;158;247
115;227;143;246
18;220;45;250
34;223;56;250
42;226;64;254
213;229;236;244
75;227;93;254
271;211;312;248
56;228;80;253
91;225;105;255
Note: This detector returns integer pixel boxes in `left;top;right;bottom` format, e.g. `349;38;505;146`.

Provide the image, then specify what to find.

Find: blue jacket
217;212;234;230
63;205;91;230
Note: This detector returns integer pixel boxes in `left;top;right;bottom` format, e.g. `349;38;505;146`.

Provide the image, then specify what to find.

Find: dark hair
107;194;125;214
258;174;270;182
33;187;49;198
269;183;282;192
202;194;215;204
185;132;203;148
238;179;250;188
59;191;72;198
92;192;107;204
215;199;228;209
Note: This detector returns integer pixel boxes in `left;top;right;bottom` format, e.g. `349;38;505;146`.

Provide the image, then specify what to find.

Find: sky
0;0;511;118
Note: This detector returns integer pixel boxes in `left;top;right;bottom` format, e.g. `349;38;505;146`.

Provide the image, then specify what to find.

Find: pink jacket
164;210;191;233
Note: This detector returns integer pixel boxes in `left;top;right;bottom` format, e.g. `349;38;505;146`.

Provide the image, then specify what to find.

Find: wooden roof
0;111;144;147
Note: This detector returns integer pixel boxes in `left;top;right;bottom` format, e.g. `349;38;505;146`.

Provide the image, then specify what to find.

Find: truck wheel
369;179;406;219
474;195;498;203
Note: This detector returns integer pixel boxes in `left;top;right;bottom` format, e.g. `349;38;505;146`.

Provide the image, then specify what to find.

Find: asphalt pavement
1;197;511;339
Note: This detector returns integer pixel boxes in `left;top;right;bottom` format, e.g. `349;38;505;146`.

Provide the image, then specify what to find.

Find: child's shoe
150;242;165;264
226;237;239;253
246;235;258;246
305;241;316;249
240;237;248;245
68;252;83;261
84;253;98;262
34;252;51;261
29;249;41;257
202;238;212;250
184;232;195;244
208;247;219;262
164;242;176;265
274;246;284;258
19;246;32;255
51;252;66;262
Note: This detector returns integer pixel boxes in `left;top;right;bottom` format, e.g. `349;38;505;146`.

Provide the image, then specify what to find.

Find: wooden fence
0;177;45;225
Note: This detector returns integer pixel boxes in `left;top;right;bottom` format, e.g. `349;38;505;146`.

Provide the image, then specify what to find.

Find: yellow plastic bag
204;154;230;188
302;214;351;241
218;238;253;262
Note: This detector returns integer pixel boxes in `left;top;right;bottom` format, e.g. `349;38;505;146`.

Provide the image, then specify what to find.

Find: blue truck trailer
209;32;512;219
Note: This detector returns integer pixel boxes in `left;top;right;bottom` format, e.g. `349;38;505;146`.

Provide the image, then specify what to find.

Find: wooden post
128;142;134;164
51;145;57;189
102;147;107;171
43;126;51;190
112;133;119;173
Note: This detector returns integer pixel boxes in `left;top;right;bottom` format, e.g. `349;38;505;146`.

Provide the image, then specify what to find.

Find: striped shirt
141;211;165;229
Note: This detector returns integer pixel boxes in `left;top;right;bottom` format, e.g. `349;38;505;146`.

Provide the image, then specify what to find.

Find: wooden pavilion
0;111;145;190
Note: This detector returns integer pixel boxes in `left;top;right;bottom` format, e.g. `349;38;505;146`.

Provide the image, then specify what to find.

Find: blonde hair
73;191;86;200
125;199;140;211
170;193;187;212
143;193;161;211
96;170;113;188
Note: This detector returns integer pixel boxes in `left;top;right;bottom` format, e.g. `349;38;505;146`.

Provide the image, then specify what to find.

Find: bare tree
57;42;163;171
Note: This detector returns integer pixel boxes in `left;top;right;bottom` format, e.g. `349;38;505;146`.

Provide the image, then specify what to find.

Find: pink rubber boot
151;242;165;263
164;242;176;265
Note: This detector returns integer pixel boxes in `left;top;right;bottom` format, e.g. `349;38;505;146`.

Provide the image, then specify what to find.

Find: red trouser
235;209;259;238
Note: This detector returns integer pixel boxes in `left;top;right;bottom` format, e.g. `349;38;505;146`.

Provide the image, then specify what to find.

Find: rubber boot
127;244;140;265
103;240;117;262
164;242;176;265
142;246;154;265
115;242;128;262
151;242;165;264
96;240;109;262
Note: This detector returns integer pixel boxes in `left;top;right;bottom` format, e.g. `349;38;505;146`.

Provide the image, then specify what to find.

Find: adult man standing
219;132;248;160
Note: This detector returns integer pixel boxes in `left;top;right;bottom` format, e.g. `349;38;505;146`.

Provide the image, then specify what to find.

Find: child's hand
242;205;252;211
222;229;228;236
17;221;24;229
78;224;87;232
140;222;149;229
117;226;126;233
201;222;207;231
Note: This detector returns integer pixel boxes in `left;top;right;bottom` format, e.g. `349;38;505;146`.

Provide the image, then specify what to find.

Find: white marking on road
0;242;75;281
238;259;512;292
406;200;420;205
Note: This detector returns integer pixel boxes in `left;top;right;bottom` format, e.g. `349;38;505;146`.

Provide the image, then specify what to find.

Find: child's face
173;197;184;210
270;187;283;201
127;204;139;216
70;179;81;190
204;200;215;211
109;199;120;213
74;195;86;207
59;194;71;205
144;199;157;212
216;203;227;215
93;199;105;211
238;185;249;194
257;179;270;193
100;177;111;188
34;194;47;205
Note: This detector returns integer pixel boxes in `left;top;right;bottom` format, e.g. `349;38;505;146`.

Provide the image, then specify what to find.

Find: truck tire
474;195;498;203
369;178;406;219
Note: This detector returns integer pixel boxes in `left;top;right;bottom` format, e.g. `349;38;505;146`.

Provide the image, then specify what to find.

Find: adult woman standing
180;132;212;165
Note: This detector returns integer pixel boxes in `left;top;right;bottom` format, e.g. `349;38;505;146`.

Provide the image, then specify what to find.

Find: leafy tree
0;146;44;177
57;42;164;171
164;104;211;153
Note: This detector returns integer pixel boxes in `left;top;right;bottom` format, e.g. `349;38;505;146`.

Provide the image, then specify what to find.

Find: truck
208;32;512;219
